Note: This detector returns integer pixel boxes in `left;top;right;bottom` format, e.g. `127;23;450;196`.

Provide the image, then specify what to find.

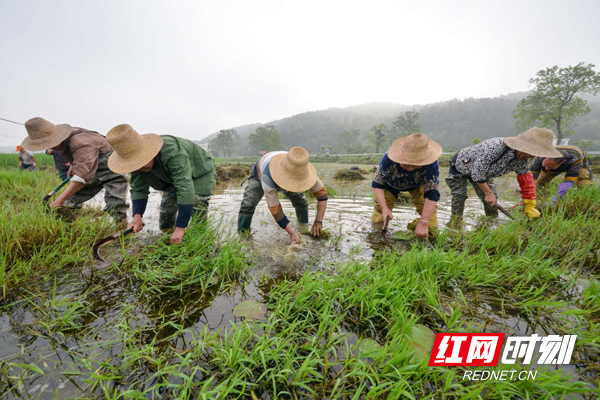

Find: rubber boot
295;207;309;224
238;214;253;232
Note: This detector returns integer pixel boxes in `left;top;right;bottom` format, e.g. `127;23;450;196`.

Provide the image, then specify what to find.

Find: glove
522;198;541;219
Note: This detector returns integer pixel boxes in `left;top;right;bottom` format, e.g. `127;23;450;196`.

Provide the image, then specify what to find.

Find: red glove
517;173;536;200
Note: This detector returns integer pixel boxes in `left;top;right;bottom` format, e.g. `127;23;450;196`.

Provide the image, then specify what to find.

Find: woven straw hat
387;133;442;166
106;124;164;174
21;117;72;151
270;147;318;192
504;127;563;158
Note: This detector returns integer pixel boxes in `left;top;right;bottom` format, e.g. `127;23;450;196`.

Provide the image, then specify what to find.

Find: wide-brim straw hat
387;133;442;166
21;117;72;151
270;146;318;192
106;124;164;174
504;127;563;158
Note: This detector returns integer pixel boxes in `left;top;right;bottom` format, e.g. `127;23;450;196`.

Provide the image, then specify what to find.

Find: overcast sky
1;0;599;146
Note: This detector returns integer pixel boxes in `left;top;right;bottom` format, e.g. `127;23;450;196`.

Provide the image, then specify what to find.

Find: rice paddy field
1;154;599;399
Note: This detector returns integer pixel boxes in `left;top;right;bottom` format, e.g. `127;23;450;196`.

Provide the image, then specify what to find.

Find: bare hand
67;166;74;177
484;192;497;207
415;222;429;238
311;221;323;237
128;216;145;233
49;200;63;209
170;227;185;245
382;208;393;222
289;231;300;245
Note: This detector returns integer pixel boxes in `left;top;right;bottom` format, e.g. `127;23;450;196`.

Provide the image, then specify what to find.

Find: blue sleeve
132;199;148;217
175;204;194;228
423;161;441;202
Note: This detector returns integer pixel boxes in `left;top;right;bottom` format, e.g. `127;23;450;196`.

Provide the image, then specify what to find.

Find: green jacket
130;135;216;205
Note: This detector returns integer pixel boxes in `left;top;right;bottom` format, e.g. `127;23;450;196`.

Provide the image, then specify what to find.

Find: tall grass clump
0;170;114;292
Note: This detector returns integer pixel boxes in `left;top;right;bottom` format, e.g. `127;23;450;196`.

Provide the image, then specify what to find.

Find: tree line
207;63;600;156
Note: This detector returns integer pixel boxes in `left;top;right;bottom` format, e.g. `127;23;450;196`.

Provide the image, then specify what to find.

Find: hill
201;93;600;154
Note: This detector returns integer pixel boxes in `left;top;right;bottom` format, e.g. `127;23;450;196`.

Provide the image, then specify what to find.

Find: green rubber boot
296;207;309;224
238;214;253;232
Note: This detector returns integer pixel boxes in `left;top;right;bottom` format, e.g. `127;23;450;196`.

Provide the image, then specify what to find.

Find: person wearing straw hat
371;133;442;238
106;124;216;245
237;146;328;244
446;127;563;224
16;145;37;171
22;117;128;221
530;144;594;203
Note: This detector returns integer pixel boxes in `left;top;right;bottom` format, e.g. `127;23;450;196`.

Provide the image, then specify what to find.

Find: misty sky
1;0;599;146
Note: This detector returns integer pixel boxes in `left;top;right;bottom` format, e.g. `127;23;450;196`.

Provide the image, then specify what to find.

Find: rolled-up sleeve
309;178;328;201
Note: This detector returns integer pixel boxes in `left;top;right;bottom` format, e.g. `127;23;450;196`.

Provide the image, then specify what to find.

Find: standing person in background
237;147;328;244
16;145;36;171
21;117;128;222
371;133;442;238
45;148;70;181
446;127;562;225
530;145;594;202
106;124;217;245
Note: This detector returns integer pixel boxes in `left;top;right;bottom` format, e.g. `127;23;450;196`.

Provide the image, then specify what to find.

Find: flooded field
1;164;599;398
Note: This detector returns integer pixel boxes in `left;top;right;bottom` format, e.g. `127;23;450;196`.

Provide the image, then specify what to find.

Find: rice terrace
2;1;600;399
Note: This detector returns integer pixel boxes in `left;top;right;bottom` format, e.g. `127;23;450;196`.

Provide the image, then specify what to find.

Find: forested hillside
200;93;600;154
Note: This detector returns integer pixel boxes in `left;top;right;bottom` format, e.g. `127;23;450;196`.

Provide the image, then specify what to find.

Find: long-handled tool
43;176;71;202
92;226;142;262
495;203;513;220
380;217;395;251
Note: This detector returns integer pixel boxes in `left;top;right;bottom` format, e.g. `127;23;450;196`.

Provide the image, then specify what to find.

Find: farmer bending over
371;133;442;238
530;145;593;202
22;117;128;221
446;127;562;225
106;124;216;245
16;145;36;171
237;147;328;245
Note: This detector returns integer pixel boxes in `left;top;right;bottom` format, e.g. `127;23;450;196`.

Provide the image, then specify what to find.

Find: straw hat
387;133;442;166
21;117;72;151
270;147;318;192
106;124;164;174
504;127;563;158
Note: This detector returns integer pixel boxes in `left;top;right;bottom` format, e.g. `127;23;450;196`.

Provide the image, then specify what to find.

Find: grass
0;167;599;398
0;152;56;169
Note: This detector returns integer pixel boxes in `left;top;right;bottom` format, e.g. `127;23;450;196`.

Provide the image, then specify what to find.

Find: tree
248;126;282;153
208;129;239;157
338;129;361;153
393;111;421;136
365;124;390;153
513;63;600;144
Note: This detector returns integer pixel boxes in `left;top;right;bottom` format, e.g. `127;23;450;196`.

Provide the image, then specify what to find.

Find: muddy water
1;164;586;398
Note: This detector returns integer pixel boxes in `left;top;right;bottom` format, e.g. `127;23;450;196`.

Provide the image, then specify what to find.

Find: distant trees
338;129;361;153
513;63;600;144
248;125;282;153
393;111;421;136
365;124;390;153
472;138;482;144
208;129;239;157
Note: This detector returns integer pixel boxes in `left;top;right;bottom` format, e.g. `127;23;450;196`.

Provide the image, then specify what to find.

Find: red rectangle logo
428;333;506;366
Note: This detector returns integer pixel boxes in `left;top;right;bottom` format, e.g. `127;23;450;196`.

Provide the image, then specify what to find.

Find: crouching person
446;127;562;224
237;147;328;245
531;145;594;202
106;124;216;245
22;117;128;221
371;133;442;238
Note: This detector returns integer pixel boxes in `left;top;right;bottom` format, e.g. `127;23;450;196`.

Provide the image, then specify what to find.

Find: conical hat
21;117;72;151
387;133;442;165
270;147;318;192
504;127;563;158
106;124;164;174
